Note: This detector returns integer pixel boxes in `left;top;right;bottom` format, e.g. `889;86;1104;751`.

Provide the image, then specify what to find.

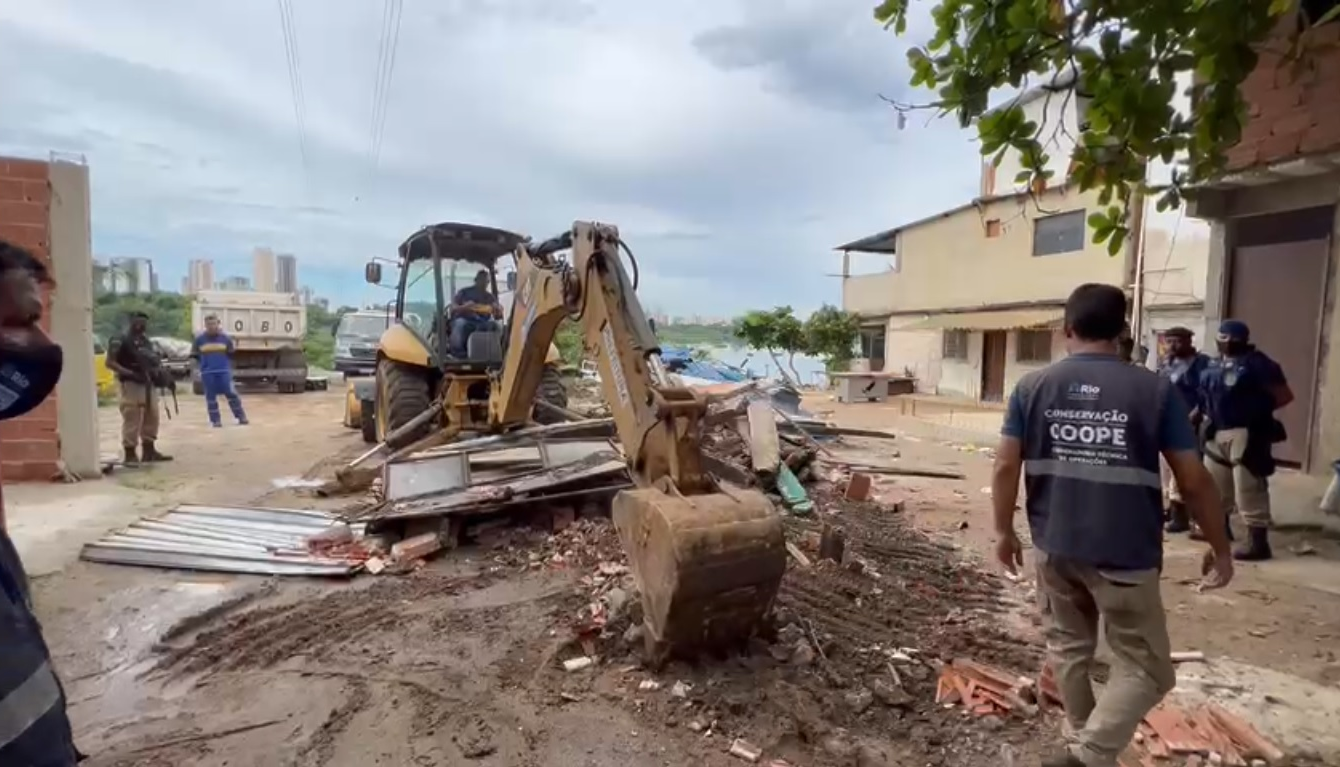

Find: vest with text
1017;355;1168;570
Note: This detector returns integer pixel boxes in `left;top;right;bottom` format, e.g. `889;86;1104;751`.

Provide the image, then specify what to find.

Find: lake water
699;346;828;386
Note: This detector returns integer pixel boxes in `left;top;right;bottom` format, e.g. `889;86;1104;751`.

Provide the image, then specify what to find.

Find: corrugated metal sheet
382;439;617;503
79;504;366;576
899;308;1063;331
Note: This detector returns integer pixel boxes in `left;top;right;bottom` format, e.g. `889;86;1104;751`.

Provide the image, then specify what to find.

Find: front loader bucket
613;487;786;661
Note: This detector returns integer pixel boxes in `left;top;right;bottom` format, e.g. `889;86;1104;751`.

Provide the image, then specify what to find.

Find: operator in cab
1198;319;1293;561
448;269;503;357
992;283;1231;767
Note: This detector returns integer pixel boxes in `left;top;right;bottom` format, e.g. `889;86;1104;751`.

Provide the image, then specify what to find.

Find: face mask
0;341;64;421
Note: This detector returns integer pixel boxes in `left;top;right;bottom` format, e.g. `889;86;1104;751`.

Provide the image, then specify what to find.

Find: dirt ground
16;386;1340;766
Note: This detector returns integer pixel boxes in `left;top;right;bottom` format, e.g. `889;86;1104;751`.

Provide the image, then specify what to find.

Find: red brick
0;224;48;253
1270;108;1317;138
845;472;873;502
0;202;47;227
390;531;443;562
20;180;49;206
0;440;59;464
0;461;59;482
0;158;48;181
0;179;23;201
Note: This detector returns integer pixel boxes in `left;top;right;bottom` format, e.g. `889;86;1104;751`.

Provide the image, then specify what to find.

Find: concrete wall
48;161;99;478
842;185;1124;317
987;89;1084;197
0;155;98;482
887;327;1065;399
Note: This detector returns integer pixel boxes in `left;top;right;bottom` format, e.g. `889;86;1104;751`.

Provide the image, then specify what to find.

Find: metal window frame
1032;209;1087;256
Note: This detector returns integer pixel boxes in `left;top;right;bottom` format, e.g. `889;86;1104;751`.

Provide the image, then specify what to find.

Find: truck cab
333;310;391;378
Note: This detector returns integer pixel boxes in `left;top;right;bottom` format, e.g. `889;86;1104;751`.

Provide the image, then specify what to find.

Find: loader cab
364;222;527;373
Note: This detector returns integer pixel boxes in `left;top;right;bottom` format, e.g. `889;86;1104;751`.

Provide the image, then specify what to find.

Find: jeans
202;371;247;425
449;316;495;357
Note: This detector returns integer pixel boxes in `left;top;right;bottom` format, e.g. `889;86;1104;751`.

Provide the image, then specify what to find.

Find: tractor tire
533;364;570;425
378;358;433;447
360;399;378;444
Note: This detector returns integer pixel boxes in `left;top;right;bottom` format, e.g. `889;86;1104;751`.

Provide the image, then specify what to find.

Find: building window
942;329;969;360
1032;209;1087;256
1016;330;1053;364
859;327;886;371
985;219;1002;238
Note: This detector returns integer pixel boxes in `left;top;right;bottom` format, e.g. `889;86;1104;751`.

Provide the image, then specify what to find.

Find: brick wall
1227;19;1340;171
0;157;59;482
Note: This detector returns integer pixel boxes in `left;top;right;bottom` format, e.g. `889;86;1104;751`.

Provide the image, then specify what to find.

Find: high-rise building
300;285;317;306
180;276;190;294
186;259;216;295
252;247;276;292
219;275;251;291
104;257;155;295
276;253;298;294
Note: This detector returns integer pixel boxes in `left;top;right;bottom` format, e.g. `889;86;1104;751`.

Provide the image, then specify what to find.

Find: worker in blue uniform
1159;327;1212;533
1198;319;1293;561
192;314;249;428
0;238;83;766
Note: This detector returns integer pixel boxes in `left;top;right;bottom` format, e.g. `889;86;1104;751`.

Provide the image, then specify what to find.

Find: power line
366;0;404;186
276;0;309;171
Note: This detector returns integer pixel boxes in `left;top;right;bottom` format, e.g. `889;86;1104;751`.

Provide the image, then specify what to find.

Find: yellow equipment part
378;323;432;368
489;221;785;660
343;382;361;428
94;338;116;399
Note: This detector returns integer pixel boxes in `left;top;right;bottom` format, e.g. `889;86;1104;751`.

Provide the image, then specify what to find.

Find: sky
0;0;983;315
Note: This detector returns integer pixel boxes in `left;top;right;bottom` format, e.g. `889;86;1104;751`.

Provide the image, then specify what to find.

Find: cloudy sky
0;0;982;315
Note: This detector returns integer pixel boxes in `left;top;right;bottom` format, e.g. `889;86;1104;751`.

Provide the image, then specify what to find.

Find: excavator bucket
613;486;787;661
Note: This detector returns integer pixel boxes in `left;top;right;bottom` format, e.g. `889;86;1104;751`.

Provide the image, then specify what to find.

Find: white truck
190;290;310;394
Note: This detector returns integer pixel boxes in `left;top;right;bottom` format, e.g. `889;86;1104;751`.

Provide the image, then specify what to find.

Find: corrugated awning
899;308;1064;331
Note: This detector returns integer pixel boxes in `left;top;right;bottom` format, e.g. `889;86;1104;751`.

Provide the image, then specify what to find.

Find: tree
734;307;808;385
874;0;1337;254
803;304;861;371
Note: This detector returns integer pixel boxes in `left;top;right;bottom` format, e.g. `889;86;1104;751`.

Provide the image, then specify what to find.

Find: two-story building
837;74;1209;402
1187;10;1340;476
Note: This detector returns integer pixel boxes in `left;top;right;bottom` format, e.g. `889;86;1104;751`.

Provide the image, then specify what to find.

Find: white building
252;247;276;292
276;253;298;294
186;258;216;295
219;275;251;291
104;256;155;295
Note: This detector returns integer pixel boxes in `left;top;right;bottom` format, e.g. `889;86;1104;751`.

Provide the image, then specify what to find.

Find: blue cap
1217;319;1249;341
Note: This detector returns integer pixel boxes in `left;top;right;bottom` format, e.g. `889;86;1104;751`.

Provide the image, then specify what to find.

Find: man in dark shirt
448;269;503;357
106;311;173;465
0;239;82;766
1158;327;1211;534
993;284;1232;767
1199;319;1293;561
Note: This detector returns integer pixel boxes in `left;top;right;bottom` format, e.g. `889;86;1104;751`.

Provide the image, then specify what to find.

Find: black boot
1166;501;1191;533
141;441;173;462
1234;526;1272;561
124;446;139;466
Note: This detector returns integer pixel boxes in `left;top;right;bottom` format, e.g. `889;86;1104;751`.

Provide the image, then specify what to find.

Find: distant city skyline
277;253;298;293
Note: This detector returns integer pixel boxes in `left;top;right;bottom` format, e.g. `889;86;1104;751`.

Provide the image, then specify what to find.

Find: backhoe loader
364;220;786;658
353;223;569;445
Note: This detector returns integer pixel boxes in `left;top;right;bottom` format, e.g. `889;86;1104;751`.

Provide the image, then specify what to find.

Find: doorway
981;331;1008;402
1228;206;1333;466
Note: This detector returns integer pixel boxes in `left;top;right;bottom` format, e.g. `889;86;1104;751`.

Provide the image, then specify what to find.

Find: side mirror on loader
364;261;382;285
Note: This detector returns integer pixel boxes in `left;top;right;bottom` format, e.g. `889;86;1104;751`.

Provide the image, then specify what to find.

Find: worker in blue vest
192;314;249;428
0;239;83;765
1198;319;1293;561
993;284;1231;767
1159;327;1212;534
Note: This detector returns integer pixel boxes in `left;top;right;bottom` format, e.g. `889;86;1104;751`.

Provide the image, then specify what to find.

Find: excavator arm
491;221;786;659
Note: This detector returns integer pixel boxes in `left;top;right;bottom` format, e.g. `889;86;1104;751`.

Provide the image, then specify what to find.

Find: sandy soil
20;387;1340;766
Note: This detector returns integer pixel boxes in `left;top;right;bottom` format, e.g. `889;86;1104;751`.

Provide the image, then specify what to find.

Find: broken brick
844;472;873;501
390;531;443;562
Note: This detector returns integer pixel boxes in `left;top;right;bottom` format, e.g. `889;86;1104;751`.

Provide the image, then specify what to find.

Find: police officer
0;239;83;765
993;284;1231;767
1199;319;1293;561
106;311;173;465
1159;327;1211;533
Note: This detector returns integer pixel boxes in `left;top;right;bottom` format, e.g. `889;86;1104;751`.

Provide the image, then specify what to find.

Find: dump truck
190;290;309;394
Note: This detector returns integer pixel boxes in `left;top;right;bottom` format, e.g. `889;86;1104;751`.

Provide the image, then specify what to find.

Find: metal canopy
834;226;900;254
398;222;529;265
898;308;1064;331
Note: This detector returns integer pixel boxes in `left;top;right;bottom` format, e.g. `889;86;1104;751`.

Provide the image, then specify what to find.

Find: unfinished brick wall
1227;19;1340;171
0;157;59;482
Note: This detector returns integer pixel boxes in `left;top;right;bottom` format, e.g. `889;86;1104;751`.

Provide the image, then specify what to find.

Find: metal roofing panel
897;308;1064;331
